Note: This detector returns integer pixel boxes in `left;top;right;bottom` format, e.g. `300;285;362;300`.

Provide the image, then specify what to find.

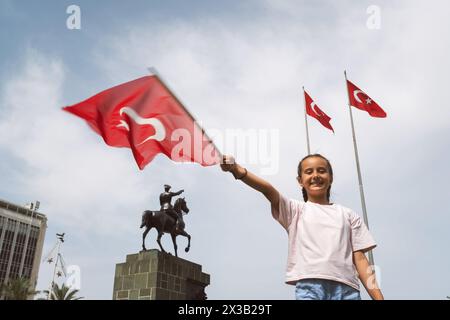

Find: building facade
0;199;47;295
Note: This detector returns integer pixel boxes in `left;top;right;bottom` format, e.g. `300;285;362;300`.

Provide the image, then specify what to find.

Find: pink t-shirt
272;194;377;290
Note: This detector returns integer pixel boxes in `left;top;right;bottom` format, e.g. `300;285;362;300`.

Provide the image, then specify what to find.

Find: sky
1;0;450;300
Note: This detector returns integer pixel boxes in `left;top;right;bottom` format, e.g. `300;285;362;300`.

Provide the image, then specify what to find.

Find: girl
221;153;384;300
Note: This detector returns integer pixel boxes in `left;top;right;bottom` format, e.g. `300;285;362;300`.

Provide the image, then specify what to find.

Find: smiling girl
221;153;383;300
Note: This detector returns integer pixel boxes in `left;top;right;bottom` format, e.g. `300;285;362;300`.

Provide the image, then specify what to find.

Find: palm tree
1;277;39;300
43;283;83;300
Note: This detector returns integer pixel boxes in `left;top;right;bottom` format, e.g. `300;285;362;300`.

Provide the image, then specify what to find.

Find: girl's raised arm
220;155;280;208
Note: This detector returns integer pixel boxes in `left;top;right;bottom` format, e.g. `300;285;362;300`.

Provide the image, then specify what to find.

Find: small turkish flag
346;80;387;118
304;90;334;133
63;75;220;169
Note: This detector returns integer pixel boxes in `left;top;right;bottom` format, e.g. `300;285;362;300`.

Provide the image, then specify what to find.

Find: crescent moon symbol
353;90;365;103
117;107;166;145
310;102;322;118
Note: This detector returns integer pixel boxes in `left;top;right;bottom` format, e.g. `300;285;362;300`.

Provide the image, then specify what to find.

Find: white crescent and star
116;107;166;145
353;89;373;104
310;102;322;118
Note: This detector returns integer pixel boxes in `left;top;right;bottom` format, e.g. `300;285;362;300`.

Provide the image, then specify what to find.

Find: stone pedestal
112;249;210;300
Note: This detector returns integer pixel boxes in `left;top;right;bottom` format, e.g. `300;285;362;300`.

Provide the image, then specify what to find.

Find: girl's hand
220;155;236;172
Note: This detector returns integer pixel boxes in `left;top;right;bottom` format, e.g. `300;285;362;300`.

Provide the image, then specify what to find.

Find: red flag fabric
63;75;219;169
304;90;334;133
346;80;386;118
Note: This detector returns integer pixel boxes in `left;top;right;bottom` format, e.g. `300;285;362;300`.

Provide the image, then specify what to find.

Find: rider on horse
160;185;184;231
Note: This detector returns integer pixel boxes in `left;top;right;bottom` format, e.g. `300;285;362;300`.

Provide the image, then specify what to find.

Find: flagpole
147;67;223;159
47;238;62;300
302;87;311;155
344;70;374;266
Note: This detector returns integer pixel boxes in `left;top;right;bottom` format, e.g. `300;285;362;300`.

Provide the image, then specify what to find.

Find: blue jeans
295;279;361;300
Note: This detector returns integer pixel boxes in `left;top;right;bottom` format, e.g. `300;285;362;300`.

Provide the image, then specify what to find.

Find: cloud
0;49;158;237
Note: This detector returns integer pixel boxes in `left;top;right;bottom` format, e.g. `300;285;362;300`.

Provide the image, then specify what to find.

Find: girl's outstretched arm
353;251;384;300
220;155;280;209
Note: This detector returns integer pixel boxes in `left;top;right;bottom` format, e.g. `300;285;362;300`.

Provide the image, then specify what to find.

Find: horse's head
175;197;189;214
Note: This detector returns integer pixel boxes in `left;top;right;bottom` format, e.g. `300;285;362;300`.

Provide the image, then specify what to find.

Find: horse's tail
140;210;154;228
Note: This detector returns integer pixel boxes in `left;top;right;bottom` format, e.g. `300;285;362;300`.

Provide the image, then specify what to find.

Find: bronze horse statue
140;197;191;257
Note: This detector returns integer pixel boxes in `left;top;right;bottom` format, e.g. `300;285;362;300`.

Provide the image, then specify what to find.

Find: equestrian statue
140;185;191;257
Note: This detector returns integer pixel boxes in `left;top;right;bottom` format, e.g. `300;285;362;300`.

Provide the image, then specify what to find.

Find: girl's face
298;156;332;200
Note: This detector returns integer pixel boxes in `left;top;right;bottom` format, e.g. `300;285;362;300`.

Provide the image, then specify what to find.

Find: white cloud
0;49;159;236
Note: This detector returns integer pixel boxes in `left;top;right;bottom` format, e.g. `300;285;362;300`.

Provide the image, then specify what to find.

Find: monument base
112;249;210;300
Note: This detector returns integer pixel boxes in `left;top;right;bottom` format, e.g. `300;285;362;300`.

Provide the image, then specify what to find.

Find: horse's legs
171;233;178;257
142;227;151;251
179;230;191;252
156;230;166;253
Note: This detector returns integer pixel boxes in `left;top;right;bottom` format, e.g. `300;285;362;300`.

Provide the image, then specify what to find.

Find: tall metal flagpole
47;235;63;300
302;87;311;155
344;70;374;266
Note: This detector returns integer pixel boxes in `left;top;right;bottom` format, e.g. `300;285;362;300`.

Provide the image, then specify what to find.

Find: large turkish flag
63;75;219;169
